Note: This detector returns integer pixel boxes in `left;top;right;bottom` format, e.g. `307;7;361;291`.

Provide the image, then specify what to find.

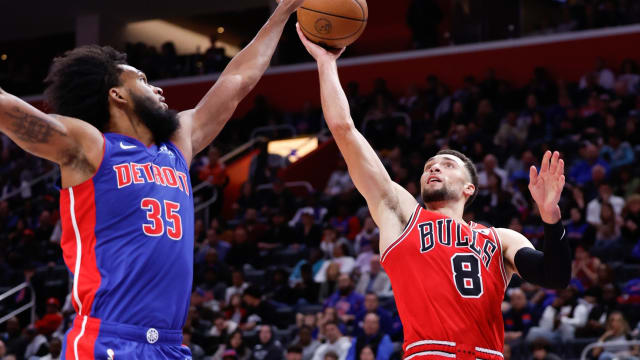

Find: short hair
44;45;128;132
435;149;479;206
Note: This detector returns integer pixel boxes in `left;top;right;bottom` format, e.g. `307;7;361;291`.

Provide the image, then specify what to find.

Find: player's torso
59;133;194;330
381;205;507;359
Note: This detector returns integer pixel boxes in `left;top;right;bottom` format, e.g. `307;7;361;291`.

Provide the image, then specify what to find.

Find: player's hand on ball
296;23;345;62
528;150;565;224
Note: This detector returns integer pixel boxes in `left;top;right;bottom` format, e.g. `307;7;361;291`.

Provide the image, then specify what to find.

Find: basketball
297;0;368;49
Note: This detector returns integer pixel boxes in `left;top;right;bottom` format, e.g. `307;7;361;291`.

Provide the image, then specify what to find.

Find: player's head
421;149;478;208
44;45;179;143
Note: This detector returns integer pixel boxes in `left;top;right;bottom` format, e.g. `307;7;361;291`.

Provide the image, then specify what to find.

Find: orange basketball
297;0;368;49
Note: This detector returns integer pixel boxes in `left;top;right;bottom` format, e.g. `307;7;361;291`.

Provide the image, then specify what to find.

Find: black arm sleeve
513;221;572;289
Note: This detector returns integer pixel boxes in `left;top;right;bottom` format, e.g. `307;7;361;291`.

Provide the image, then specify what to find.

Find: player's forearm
317;60;355;132
218;4;292;94
514;221;571;289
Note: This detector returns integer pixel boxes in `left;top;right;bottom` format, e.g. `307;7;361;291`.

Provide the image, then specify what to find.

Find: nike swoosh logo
120;142;136;150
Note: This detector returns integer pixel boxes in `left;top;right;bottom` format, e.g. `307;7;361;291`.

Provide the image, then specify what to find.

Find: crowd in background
3;51;640;359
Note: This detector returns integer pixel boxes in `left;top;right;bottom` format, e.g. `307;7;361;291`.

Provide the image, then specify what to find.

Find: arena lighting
0;54;7;61
218;27;225;34
268;136;318;163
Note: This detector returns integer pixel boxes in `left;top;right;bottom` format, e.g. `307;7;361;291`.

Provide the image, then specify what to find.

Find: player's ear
108;87;128;106
463;183;475;198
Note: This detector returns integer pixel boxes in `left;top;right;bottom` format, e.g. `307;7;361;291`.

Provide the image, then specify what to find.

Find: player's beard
130;93;180;144
421;184;458;204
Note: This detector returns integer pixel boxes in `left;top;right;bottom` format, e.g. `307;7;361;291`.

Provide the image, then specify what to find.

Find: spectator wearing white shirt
580;58;616;90
312;321;351;360
226;270;249;304
586;184;625;226
325;158;354;197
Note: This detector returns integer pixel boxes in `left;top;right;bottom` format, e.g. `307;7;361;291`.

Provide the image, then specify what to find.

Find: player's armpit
498;223;571;289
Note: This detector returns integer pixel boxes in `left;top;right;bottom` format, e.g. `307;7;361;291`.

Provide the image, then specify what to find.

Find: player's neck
107;107;154;146
425;200;466;224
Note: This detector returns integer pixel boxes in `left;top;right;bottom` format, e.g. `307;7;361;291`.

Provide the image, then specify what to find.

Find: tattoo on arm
4;107;66;143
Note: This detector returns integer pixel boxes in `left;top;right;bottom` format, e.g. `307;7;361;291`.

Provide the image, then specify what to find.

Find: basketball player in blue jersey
0;1;304;358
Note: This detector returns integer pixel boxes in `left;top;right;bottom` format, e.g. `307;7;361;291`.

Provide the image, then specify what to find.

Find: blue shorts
61;315;192;360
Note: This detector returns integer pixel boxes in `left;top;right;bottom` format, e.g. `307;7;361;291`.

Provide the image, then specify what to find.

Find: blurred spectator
504;288;537;343
580;58;616;90
571;245;601;289
34;297;62;337
354;257;392;298
213;329;252;360
311;321;351;360
346;313;393;360
587;184;624;226
529;338;562;360
590;311;640;359
209;312;238;343
183;329;205;360
23;325;47;359
226;270;250;304
225;293;248;325
324;274;365;324
286;345;304;360
353;217;378;255
291;326;320;360
600;134;634;170
477;154;508;195
242;286;277;330
526;286;581;342
592;202;624;261
569;142;609;187
354;293;393;337
251;325;283;360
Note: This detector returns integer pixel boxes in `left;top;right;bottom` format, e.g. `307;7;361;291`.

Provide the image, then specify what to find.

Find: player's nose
154;86;163;95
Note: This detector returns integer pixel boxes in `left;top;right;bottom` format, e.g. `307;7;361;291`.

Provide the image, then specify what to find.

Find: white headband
431;154;466;168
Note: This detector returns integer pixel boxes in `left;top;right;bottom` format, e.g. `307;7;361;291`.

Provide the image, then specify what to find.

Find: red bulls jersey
381;205;508;360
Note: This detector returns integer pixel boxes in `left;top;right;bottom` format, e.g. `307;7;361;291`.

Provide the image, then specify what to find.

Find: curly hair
44;45;128;132
435;149;479;206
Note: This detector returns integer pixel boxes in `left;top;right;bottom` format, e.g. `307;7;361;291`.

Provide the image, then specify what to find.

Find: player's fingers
556;158;565;177
549;151;559;174
529;165;538;186
539;150;551;174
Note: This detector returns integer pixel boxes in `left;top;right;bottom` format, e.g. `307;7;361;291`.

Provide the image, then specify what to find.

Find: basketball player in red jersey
297;25;571;360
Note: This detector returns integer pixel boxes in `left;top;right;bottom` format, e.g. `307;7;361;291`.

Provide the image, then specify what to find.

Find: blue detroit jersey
59;133;193;330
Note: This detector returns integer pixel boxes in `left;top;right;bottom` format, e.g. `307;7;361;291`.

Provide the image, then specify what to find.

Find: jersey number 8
451;253;483;298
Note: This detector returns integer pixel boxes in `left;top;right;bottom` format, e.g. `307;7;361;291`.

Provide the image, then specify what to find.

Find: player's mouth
427;176;442;184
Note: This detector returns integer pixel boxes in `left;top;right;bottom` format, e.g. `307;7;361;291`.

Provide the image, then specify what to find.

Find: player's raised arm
295;24;417;240
498;151;571;289
175;0;305;161
0;87;103;181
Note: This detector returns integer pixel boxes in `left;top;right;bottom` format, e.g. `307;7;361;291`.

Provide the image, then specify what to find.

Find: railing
0;282;36;325
581;339;640;360
194;187;219;227
0;167;59;202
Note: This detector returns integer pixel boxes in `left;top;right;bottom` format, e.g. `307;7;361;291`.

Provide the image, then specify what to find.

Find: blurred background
2;1;640;360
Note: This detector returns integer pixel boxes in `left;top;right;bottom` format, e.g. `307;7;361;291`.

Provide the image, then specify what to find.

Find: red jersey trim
490;227;509;289
381;204;422;263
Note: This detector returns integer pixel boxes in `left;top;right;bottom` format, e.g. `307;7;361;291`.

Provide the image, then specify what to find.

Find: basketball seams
299;6;367;22
298;13;366;41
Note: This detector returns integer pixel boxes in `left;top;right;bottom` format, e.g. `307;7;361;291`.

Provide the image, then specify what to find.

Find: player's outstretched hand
529;150;565;224
296;23;345;63
276;0;306;14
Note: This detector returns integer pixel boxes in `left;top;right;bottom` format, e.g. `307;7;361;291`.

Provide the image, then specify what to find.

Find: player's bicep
496;227;534;278
0;94;77;164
